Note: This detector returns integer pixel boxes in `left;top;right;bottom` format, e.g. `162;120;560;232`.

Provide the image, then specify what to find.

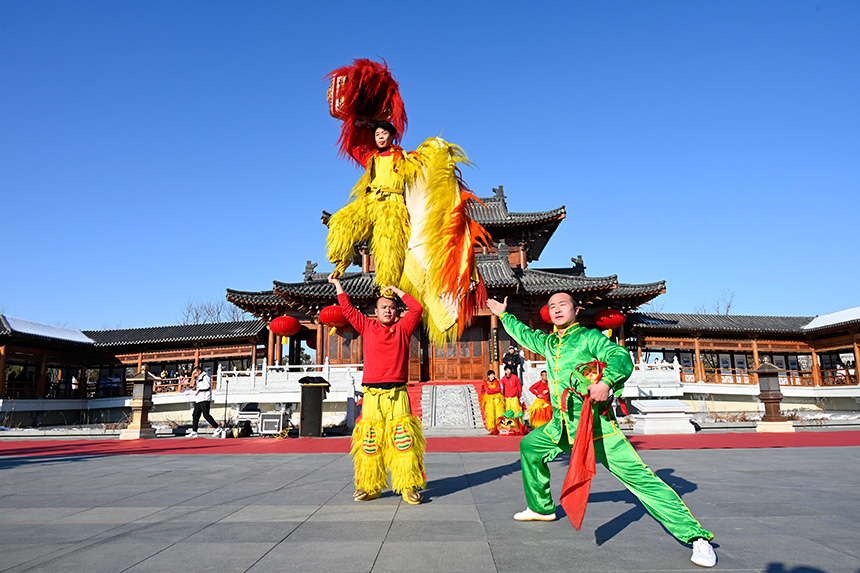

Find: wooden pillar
617;323;627;347
811;349;821;386
315;324;325;365
267;327;275;366
194;347;200;368
752;339;760;367
137;353;143;373
36;353;47;398
0;345;6;397
636;343;642;364
693;337;704;382
853;334;860;385
490;313;500;375
274;335;282;366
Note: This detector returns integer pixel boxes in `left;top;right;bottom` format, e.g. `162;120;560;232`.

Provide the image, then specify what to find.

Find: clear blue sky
2;1;858;329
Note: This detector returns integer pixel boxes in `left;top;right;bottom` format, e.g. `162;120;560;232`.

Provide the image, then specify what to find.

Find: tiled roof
607;281;667;298
476;254;518;288
226;290;287;306
274;272;377;298
84;320;267;347
467;188;565;261
0;315;95;345
627;313;813;335
802;306;860;333
516;268;617;294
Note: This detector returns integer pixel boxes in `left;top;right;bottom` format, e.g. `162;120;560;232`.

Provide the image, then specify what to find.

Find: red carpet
1;431;859;458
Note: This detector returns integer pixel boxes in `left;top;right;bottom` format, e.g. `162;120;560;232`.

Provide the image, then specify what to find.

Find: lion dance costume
325;59;490;346
480;376;505;433
528;377;553;428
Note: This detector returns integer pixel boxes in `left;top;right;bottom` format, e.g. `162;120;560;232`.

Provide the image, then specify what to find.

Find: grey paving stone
386;520;488;542
285;520;392;543
125;541;276;573
374;540;496;573
247;540;383;573
20;542;174;573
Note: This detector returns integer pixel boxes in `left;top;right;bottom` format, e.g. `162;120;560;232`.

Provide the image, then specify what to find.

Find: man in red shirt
501;364;523;416
328;274;425;504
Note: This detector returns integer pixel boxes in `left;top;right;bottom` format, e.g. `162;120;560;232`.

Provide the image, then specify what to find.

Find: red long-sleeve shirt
529;379;550;400
483;378;502;395
337;291;423;388
501;374;522;398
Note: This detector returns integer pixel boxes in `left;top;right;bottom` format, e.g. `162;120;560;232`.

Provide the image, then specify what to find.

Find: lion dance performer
325;59;490;346
329;274;426;504
486;292;716;568
528;369;553;428
480;369;505;433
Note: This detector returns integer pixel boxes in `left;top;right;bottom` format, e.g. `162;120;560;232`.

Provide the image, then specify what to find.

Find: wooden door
430;326;488;382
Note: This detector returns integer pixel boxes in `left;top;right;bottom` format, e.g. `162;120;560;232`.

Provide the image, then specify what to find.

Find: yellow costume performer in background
480;371;506;433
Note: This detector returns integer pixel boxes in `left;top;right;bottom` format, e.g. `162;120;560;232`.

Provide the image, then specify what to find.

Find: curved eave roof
84;320;267;347
607;281;667;298
516;269;617;294
0;315;95;346
274;273;377;299
628;313;813;335
802;306;860;333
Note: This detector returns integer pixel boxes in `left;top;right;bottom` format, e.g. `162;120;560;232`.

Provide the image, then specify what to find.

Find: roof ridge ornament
571;255;586;276
304;261;318;282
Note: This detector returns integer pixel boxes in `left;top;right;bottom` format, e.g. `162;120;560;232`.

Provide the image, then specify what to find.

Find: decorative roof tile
607;281;667;298
84;320;267;347
274;272;377;299
517;268;617;294
627;313;813;335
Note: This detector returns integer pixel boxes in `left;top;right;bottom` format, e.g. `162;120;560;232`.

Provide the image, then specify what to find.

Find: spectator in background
188;367;224;439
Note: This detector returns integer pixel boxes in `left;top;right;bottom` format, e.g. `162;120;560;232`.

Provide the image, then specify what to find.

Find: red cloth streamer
559;395;596;530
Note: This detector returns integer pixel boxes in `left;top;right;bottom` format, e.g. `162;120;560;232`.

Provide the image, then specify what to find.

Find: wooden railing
702;368;815;386
819;369;858;386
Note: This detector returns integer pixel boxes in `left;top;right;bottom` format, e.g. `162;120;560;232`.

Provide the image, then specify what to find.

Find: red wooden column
693;337;705;382
315;324;324;365
811;349;821;386
267;327;275;366
852;334;860;385
0;345;6;397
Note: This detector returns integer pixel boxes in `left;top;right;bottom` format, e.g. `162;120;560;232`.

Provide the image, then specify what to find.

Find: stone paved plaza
1;442;859;572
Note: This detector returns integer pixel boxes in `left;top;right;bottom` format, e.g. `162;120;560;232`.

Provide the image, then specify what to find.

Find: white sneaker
691;538;716;567
187;431;199;438
211;427;223;438
513;508;557;521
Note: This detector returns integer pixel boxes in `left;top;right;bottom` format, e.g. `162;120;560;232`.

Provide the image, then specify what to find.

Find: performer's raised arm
487;296;549;356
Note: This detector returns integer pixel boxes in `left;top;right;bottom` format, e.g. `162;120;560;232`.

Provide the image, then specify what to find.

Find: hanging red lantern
306;337;316;350
595;308;626;330
270;316;301;337
319;305;348;334
540;304;552;324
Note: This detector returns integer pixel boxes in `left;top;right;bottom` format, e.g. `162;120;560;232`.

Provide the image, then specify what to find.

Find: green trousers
520;408;713;544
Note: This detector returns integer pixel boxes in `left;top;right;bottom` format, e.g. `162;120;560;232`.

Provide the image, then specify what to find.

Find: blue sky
2;1;858;329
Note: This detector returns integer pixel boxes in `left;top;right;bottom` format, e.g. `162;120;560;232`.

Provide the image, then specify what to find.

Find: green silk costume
500;312;713;544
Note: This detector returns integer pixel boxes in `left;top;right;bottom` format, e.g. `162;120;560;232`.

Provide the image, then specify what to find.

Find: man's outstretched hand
486;297;508;317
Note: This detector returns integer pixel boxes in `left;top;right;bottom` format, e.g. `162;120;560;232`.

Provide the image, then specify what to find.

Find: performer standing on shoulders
486;292;716;568
528;370;553;428
481;369;505;433
328;273;426;504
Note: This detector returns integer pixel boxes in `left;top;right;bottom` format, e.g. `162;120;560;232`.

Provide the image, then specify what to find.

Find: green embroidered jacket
499;312;634;443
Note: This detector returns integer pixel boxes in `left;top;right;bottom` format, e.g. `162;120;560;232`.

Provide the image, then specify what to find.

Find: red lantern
595;309;626;330
270;316;301;337
540;304;552;324
320;305;348;333
306;337;316;350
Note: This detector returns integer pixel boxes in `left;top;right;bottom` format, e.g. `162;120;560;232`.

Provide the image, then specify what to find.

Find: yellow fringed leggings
528;397;553;428
350;385;426;494
326;192;410;289
504;396;523;416
481;392;506;432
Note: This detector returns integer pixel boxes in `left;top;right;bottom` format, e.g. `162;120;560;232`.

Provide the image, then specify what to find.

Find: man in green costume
487;292;717;568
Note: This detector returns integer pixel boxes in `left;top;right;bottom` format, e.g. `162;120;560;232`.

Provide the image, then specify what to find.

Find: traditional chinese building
227;186;666;383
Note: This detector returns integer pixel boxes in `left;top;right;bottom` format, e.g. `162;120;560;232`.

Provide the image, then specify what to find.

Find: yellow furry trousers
326;192;410;288
481;392;506;432
351;386;426;494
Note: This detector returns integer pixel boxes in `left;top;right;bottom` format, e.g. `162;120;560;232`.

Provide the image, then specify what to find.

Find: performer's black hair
540;370;547;375
548;291;579;307
487;369;495;376
504;364;513;372
374;120;397;137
